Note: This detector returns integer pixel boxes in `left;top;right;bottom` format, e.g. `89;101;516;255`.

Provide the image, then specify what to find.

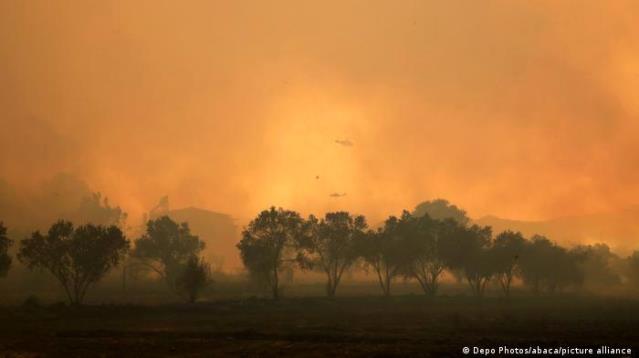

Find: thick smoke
1;1;638;244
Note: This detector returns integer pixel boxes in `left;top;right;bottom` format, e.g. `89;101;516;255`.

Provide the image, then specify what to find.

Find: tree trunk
416;276;434;296
272;266;280;300
327;284;336;298
326;275;335;297
480;277;489;297
499;273;512;297
425;281;437;296
383;272;392;297
122;265;127;291
467;276;484;298
73;289;82;306
503;278;511;297
60;280;74;305
425;273;440;296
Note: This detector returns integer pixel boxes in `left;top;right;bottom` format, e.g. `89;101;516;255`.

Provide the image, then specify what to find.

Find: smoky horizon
2;1;639;228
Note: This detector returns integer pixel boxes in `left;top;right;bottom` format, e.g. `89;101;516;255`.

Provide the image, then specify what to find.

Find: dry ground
0;295;637;357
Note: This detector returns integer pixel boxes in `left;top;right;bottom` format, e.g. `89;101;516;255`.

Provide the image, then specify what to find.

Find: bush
176;256;213;303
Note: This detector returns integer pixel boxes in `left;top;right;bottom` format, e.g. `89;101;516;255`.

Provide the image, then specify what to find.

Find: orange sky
1;1;639;225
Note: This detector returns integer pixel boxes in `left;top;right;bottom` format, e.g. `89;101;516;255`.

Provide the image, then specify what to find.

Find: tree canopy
400;214;448;296
237;207;304;299
518;235;583;294
18;220;129;304
627;251;639;289
296;211;367;297
132;216;205;292
0;222;12;277
359;212;414;297
492;230;526;296
439;223;494;297
412;199;469;225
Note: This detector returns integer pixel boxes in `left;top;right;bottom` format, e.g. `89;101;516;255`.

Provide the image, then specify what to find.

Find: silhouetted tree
75;192;127;227
132;216;205;292
18;220;129;304
570;243;621;289
627;251;639;288
359;213;412;297
296;212;367;297
518;235;551;294
440;222;494;297
0;222;12;277
237;207;304;300
412;199;469;225
396;212;446;296
176;255;213;303
519;235;582;294
492;230;526;296
551;249;584;293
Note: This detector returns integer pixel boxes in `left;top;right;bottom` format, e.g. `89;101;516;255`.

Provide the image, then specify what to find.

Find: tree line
238;202;639;299
2;199;639;304
0;216;212;305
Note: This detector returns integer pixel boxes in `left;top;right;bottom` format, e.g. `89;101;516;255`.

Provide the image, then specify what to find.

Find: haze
2;1;639;229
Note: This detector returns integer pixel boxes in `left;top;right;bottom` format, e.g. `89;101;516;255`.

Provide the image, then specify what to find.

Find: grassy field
0;294;637;357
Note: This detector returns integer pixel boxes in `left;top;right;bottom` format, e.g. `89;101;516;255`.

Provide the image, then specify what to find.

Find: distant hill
167;207;240;270
474;207;639;256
